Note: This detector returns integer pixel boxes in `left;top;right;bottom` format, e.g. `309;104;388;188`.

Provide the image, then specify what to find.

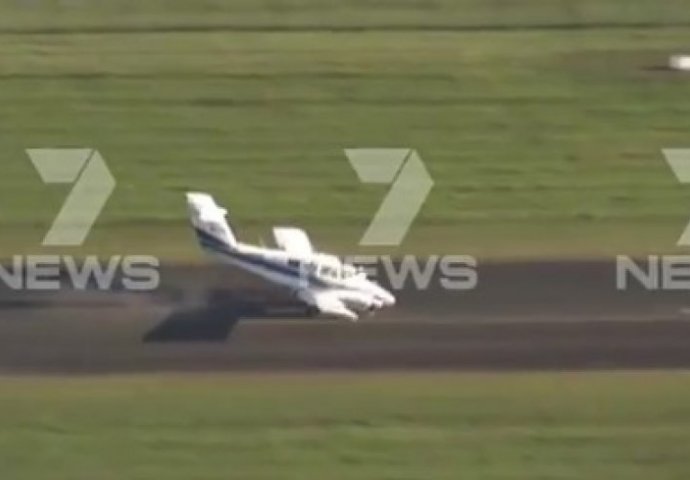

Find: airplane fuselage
198;231;394;315
188;192;395;321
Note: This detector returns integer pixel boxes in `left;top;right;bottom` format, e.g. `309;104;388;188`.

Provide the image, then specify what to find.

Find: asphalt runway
1;260;690;373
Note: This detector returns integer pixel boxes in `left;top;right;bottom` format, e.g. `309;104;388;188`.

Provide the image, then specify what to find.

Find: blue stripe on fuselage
193;227;327;287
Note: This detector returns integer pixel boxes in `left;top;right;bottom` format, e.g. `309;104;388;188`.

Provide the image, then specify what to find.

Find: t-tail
186;192;238;255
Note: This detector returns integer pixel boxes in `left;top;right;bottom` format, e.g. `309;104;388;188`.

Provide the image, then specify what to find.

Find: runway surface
1;260;689;373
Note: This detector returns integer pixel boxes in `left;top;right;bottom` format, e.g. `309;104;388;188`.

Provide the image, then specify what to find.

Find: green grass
2;0;690;31
0;372;689;479
1;1;690;258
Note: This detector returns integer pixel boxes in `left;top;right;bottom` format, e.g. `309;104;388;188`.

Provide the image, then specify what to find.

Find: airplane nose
380;289;396;306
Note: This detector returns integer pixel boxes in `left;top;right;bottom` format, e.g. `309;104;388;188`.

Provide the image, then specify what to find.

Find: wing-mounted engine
296;289;358;322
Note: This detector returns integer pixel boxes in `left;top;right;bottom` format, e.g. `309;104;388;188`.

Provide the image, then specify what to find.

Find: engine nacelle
339;291;383;313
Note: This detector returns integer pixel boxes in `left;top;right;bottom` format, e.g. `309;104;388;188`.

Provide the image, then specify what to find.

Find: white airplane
186;192;395;321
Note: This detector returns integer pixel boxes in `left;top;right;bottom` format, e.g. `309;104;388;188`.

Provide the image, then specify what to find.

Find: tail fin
186;192;238;252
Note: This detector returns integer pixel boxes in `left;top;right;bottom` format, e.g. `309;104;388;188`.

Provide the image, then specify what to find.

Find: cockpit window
313;260;359;280
315;263;342;279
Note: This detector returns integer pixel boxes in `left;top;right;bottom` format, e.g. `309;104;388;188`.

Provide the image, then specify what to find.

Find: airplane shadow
143;305;241;342
143;295;309;343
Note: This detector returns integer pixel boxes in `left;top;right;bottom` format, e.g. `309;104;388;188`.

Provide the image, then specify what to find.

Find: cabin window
319;266;335;278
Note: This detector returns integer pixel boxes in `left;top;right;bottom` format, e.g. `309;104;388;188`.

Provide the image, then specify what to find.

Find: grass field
1;1;690;259
0;372;688;479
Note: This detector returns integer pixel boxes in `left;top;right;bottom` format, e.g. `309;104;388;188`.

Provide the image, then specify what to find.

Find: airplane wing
273;227;314;256
296;289;358;322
